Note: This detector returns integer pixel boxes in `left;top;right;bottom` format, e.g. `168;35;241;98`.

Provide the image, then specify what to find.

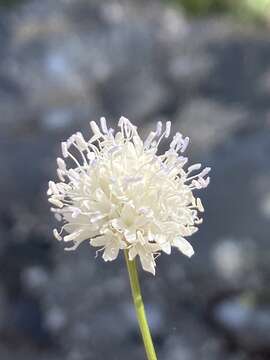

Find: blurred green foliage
237;0;270;23
0;0;269;23
169;0;270;24
171;0;230;15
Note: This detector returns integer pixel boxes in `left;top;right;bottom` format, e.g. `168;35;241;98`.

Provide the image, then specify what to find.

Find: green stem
124;250;158;360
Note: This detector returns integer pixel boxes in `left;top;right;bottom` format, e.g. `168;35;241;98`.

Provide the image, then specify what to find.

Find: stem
124;250;158;360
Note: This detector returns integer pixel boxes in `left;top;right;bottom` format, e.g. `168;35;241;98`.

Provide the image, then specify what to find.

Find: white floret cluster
48;117;210;274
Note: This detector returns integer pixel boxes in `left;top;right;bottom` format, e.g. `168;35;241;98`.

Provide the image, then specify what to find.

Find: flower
47;117;210;274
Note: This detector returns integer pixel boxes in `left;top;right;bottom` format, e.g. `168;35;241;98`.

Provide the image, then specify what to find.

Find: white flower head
47;117;210;275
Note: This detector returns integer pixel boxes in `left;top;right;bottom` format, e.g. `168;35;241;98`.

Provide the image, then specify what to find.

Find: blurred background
0;0;270;359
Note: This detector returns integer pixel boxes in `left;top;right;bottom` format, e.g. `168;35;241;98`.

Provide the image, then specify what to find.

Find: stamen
63;230;82;242
100;117;108;134
156;121;162;137
61;142;69;158
165;121;171;138
90;121;101;136
187;163;201;174
57;169;66;182
144;131;157;149
53;228;62;241
75;132;88;151
48;198;64;208
57;158;67;171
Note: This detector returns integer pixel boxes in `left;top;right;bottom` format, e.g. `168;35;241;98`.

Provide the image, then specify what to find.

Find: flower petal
90;235;107;247
160;241;171;255
139;253;156;275
128;246;138;261
173;237;194;258
102;243;120;262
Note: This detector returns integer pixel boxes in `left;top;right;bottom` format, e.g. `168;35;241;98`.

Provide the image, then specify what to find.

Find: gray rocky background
0;0;270;359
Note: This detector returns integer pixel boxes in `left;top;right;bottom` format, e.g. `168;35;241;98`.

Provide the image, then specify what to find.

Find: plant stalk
124;250;158;360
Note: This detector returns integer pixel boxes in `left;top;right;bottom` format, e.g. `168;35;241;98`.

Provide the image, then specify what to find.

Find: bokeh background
1;0;270;359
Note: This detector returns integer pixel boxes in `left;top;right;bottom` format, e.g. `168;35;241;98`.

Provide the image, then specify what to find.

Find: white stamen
68;169;80;180
57;169;65;182
156;121;162;137
199;167;211;178
53;228;62;241
100;117;108;134
63;231;82;242
90;213;107;223
165;121;171;138
49;181;59;195
144;131;157;149
197;198;204;212
54;213;62;222
57;158;67;171
90;121;102;136
48;198;63;208
76;132;87;150
181;136;189;153
187;164;201;173
61;142;68;158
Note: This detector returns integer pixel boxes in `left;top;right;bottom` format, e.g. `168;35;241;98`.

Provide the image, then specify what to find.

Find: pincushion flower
47;117;210;275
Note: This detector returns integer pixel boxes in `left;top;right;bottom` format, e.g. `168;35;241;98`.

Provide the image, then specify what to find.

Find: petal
133;134;144;155
121;203;136;226
63;230;83;242
119;240;127;250
160;241;171;255
64;238;85;251
65;229;97;243
148;243;162;253
124;229;137;243
102;242;120;262
128;246;138;261
135;215;150;228
154;235;170;253
111;218;125;232
173;237;194;258
137;248;156;275
90;235;107;247
140;253;156;275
